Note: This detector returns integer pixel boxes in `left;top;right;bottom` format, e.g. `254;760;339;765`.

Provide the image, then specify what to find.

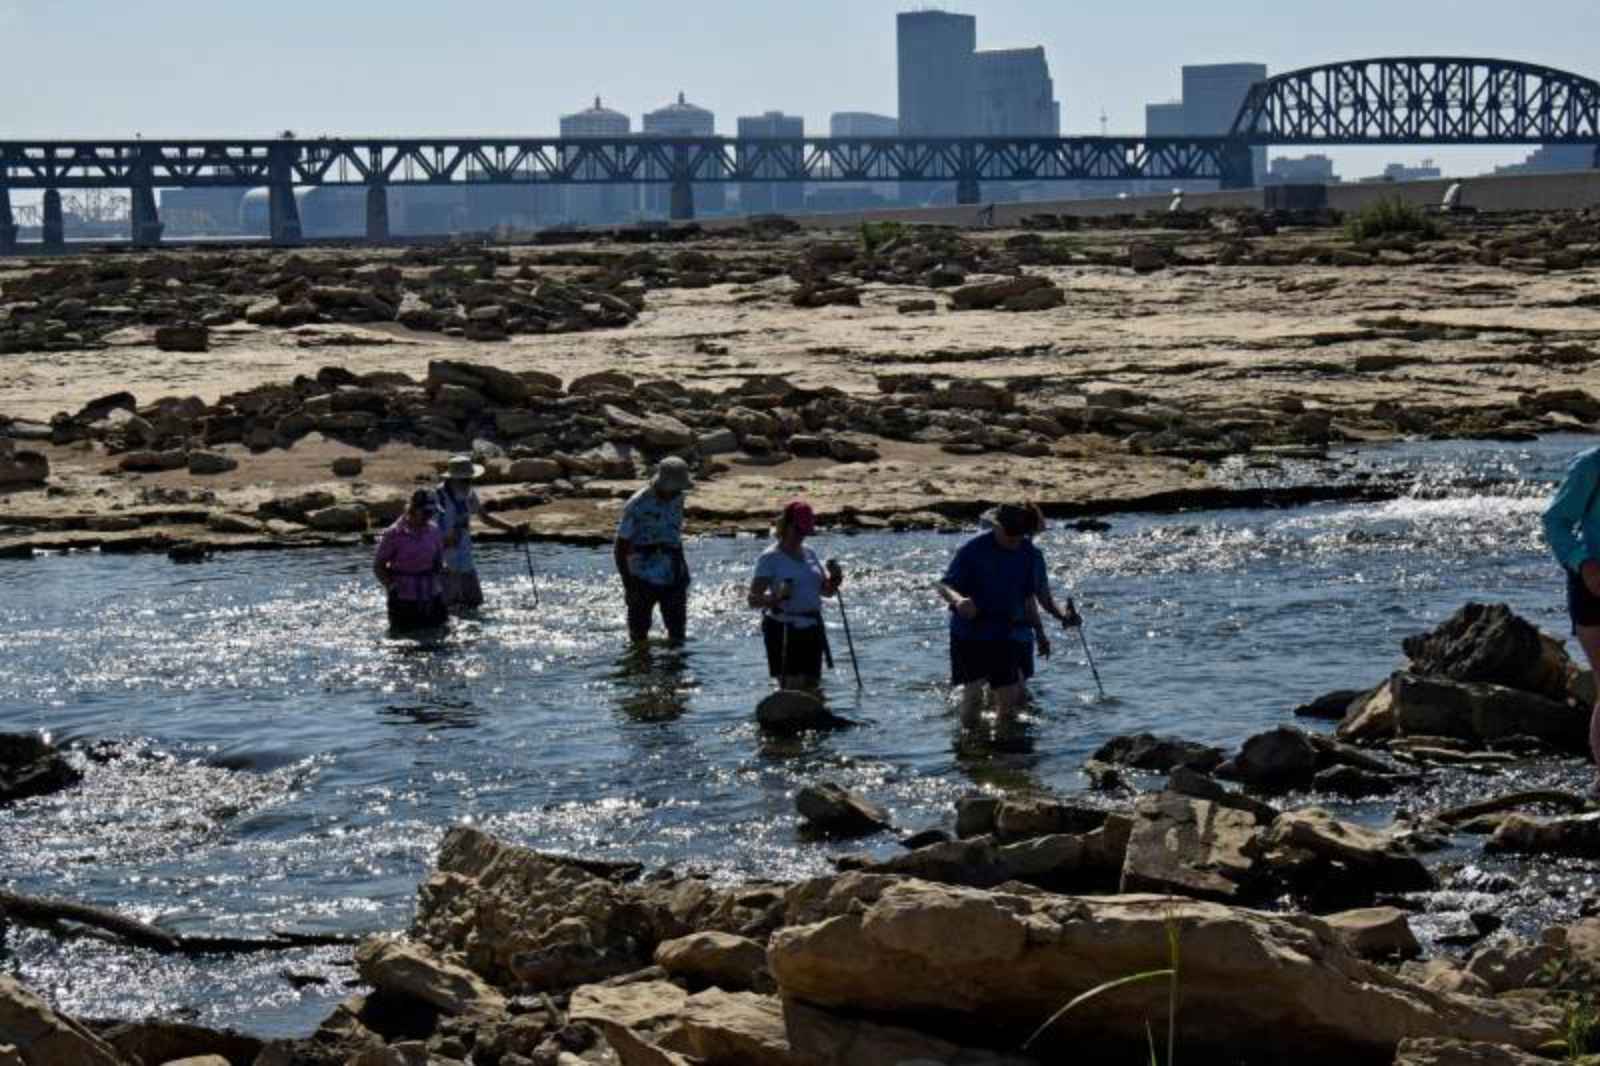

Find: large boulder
426;359;530;405
304;503;367;533
1092;734;1225;774
1340;672;1585;753
950;275;1052;311
1486;810;1600;857
991;796;1108;840
1118;792;1266;903
0;733;81;804
1393;1038;1552;1066
1261;808;1435;900
766;881;1557;1064
153;323;208;353
603;406;694;450
0;441;48;486
0;976;126;1066
652;931;768;992
1324;907;1421;960
1401;603;1574;702
1216;726;1319;790
845;820;1130;895
796;783;891;839
353;936;505;1017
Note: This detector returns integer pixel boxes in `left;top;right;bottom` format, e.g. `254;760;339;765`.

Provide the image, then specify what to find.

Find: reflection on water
1;434;1598;1033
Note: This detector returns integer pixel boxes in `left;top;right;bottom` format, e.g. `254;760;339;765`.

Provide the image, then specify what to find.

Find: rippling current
1;435;1597;1035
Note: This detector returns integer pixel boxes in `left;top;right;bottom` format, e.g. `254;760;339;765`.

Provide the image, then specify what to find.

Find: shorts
951;637;1024;689
441;570;484;610
1568;569;1600;631
625;577;688;641
763;616;826;679
388;592;447;632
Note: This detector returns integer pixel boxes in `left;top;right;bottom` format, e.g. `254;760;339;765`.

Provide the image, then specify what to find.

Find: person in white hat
434;453;525;611
614;456;693;643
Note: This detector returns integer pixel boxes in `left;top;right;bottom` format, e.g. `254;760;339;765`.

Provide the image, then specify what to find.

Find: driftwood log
1433;789;1589;825
0;889;362;955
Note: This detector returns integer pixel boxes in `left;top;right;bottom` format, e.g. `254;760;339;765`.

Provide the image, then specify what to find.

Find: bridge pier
130;183;163;248
955;175;981;206
41;189;65;250
269;183;302;245
669;177;695;221
0;186;16;254
365;184;390;242
1218;144;1257;191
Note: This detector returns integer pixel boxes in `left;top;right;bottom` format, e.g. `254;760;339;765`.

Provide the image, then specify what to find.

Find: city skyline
3;0;1598;182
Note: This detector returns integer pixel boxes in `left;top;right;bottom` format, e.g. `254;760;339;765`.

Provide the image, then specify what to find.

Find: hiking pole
1066;596;1105;698
829;563;864;689
520;537;540;607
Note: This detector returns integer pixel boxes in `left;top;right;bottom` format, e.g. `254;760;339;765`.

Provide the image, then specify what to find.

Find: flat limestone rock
756;690;851;734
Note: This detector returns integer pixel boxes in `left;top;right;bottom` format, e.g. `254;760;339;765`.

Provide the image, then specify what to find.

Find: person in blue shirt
937;503;1045;723
1542;445;1600;790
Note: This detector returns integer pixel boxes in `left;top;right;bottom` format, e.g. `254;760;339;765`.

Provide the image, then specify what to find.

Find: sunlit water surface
2;436;1598;1034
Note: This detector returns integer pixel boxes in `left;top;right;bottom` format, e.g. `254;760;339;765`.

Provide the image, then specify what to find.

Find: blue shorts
951;638;1024;689
1568;569;1600;631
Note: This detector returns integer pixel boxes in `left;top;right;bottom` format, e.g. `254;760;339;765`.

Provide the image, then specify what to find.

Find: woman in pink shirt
374;489;447;631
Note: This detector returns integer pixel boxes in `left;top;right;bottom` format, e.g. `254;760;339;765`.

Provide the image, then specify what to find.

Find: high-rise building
737;111;804;215
897;10;976;135
560;96;634;226
1182;63;1268;183
641;92;725;217
1267;154;1339;184
830;112;899;137
974;47;1059;136
1144;101;1186;138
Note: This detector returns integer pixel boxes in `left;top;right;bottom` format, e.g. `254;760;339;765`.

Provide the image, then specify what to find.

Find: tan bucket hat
446;454;486;480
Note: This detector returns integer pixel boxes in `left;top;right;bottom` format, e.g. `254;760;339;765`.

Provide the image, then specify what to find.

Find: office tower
560;96;634;225
1144;101;1186;138
974;47;1059;136
829;112;899;137
1182;63;1268;183
897;10;976;135
641;92;725;216
737;111;804;215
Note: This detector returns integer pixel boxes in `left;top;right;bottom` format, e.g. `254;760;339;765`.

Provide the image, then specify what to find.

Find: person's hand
953;597;979;621
1584;560;1600;598
1061;602;1083;629
1036;631;1051;659
516;521;530;538
826;558;844;586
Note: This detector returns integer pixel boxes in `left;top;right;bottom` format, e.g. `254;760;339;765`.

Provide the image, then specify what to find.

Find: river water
1;435;1596;1035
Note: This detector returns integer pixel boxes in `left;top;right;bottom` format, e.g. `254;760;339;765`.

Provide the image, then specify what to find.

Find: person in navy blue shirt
1543;445;1600;794
937;503;1044;723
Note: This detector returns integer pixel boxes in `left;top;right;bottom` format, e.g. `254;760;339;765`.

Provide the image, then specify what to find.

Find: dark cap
408;488;437;513
995;503;1030;536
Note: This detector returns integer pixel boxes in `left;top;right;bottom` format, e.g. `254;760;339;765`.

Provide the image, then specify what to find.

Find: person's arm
614;536;632;582
748;577;786;610
1544;452;1600;575
373;532;394;589
1027;595;1050;658
938;545;978;619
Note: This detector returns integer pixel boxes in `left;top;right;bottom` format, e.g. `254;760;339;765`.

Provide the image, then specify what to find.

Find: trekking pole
1066;596;1105;698
520;537;540;607
833;588;864;690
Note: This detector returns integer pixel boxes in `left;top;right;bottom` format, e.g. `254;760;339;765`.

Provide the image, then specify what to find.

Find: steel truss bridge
2;56;1597;250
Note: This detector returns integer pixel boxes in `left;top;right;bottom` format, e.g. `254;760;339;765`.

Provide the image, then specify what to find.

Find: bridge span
2;56;1597;251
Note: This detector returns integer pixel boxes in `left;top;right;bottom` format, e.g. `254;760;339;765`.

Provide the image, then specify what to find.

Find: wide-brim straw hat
651;456;693;493
446;454;486;480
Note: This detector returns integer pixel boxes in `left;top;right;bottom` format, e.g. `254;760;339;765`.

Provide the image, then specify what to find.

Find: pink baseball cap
783;499;816;535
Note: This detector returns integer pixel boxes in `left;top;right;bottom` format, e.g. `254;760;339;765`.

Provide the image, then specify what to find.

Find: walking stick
834;589;864;690
520;537;539;607
1066;596;1105;698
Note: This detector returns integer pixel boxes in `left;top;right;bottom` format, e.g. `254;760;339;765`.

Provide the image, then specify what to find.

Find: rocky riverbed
4;207;1600;556
7;601;1600;1064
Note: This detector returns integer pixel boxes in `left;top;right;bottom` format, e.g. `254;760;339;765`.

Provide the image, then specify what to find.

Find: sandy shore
3;210;1599;555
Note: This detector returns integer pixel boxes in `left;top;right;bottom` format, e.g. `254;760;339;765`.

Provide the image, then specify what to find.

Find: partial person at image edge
1542;444;1600;796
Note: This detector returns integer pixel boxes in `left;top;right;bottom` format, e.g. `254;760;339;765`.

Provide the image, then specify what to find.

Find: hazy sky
6;0;1599;180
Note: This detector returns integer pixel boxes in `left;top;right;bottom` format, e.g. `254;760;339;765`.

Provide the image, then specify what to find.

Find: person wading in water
1543;444;1600;796
615;456;693;644
374;489;448;631
937;502;1045;724
433;454;525;612
747;500;844;690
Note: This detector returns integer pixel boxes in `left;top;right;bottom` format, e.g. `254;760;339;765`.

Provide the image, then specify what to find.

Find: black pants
625;578;688;643
763;616;826;679
388;593;448;632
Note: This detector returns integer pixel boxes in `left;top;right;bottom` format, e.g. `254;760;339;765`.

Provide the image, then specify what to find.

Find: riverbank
7;601;1600;1064
4;206;1600;557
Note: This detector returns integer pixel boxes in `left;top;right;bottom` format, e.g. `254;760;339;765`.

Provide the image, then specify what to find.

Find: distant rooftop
648;91;712;117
